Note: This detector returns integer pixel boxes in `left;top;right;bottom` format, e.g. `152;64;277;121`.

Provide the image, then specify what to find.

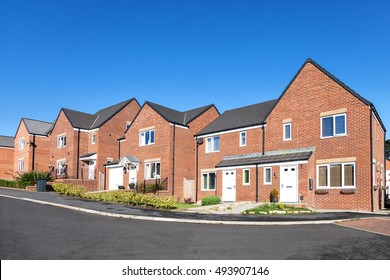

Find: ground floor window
202;172;216;190
264;167;272;185
56;160;67;175
18;159;24;172
243;169;250;185
317;162;355;188
145;162;160;179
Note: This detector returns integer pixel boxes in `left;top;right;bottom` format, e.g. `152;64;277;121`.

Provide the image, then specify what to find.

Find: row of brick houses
0;58;387;211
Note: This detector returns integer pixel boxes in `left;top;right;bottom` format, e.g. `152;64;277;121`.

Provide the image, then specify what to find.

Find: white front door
88;160;95;180
222;170;236;202
129;166;137;185
280;165;298;203
108;166;123;190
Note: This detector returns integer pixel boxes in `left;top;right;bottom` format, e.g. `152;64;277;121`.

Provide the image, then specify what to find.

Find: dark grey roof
23;118;53;136
196;99;277;136
145;102;215;126
216;149;313;168
0;135;14;148
61;98;137;130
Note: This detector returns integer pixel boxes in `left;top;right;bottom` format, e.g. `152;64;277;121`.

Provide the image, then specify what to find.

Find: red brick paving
336;217;390;236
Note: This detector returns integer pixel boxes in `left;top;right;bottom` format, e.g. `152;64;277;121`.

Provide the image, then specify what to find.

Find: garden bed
243;203;314;215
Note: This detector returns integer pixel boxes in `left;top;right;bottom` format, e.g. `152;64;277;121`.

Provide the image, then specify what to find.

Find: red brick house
106;101;219;201
49;98;140;190
13;118;53;174
196;59;386;212
0;136;15;179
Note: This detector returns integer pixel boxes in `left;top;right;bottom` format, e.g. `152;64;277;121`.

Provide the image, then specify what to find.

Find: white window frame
145;161;160;179
206;136;220;153
240;131;247;147
57;134;66;148
317;162;356;189
243;169;250;185
264;167;272;185
140;129;155;146
91;133;96;145
19;138;25;150
201;172;217;191
321;113;347;139
56;159;67;176
283;123;292;141
126;122;132;130
17;159;24;172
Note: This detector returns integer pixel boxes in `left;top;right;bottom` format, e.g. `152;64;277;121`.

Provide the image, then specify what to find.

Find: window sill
201;189;216;192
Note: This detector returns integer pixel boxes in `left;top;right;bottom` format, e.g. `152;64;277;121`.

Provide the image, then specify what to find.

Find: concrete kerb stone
0;194;356;226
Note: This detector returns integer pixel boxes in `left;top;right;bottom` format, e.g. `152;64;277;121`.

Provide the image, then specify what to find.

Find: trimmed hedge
53;183;175;209
0;178;31;189
201;195;221;206
0;179;18;188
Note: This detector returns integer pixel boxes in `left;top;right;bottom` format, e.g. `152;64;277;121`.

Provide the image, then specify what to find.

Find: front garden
53;183;176;209
243;202;313;215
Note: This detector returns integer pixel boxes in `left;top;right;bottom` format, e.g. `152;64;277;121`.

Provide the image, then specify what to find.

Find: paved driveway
337;217;390;236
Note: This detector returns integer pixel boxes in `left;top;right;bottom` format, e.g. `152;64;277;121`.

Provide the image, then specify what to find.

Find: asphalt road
1;196;389;260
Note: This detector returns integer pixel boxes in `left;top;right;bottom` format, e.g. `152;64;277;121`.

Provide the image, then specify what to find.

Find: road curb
0;194;357;226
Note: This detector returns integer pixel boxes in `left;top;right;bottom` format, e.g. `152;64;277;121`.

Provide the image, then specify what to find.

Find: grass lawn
173;203;201;210
243;203;313;215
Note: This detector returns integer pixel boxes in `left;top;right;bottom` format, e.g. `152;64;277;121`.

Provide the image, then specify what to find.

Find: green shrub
53;183;86;197
0;179;18;188
13;170;52;188
201;195;221;206
53;183;175;209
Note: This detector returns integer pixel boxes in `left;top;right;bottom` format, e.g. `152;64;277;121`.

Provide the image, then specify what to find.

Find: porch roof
80;152;97;161
216;149;314;168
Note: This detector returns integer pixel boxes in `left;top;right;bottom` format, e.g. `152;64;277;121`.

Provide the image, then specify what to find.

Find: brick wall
197;127;265;202
120;104;219;201
0;147;14;179
264;61;381;211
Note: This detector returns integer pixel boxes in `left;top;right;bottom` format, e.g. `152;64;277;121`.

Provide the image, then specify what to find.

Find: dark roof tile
196;99;277;136
0;135;14;148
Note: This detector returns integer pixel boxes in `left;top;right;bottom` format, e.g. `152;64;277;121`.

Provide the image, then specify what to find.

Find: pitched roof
61;98;138;130
216;148;314;168
145;102;216;126
0;135;14;148
196;99;277;136
266;58;386;131
22;118;54;136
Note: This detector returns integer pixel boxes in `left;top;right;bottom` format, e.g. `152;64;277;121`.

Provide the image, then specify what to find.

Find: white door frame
280;165;298;203
222;169;236;202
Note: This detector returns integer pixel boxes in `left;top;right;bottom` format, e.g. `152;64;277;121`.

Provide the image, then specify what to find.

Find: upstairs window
91;133;96;144
140;129;155;146
206;136;220;153
19;138;25;150
240;131;247;147
321;114;346;138
283;123;292;141
57;135;66;148
126;122;131;131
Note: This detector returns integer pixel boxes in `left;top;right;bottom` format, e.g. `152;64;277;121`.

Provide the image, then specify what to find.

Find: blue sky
1;0;389;137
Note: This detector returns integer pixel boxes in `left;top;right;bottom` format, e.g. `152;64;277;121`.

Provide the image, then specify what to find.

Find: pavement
0;187;389;227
